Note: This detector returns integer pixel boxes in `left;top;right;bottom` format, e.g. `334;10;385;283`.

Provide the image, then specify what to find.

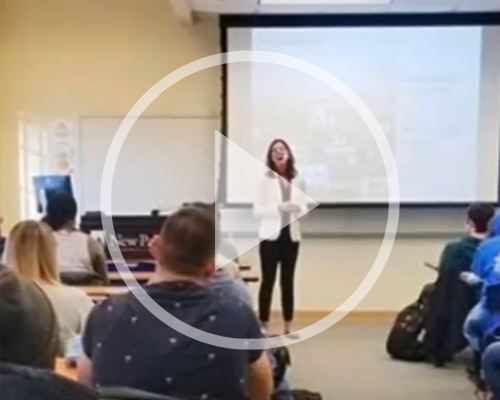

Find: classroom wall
0;0;221;226
242;235;444;313
0;0;452;312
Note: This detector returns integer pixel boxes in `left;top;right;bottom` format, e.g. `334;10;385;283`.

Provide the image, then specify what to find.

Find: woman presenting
254;139;307;335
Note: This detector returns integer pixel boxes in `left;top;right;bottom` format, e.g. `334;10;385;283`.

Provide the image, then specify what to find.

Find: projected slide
226;26;500;204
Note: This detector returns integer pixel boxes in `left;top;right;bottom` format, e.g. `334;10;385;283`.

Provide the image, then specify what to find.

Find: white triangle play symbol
215;130;319;270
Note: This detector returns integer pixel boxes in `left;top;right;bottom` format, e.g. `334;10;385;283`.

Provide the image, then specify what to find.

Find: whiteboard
79;117;219;214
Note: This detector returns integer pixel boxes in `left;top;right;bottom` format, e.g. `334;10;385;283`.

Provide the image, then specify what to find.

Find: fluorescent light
260;0;392;4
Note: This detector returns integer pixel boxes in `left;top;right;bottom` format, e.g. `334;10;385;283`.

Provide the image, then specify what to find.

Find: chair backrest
0;364;193;400
99;387;190;400
0;363;98;400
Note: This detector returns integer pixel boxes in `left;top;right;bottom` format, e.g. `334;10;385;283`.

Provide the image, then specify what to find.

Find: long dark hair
266;138;297;180
42;191;78;231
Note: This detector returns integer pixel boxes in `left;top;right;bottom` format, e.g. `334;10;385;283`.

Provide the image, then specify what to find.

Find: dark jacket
0;363;190;400
0;264;60;369
0;363;97;400
423;235;483;365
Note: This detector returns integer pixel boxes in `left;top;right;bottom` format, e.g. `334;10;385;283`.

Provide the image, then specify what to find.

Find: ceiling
189;0;500;14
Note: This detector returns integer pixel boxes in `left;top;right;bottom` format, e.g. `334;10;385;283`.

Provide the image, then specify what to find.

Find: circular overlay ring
100;51;400;350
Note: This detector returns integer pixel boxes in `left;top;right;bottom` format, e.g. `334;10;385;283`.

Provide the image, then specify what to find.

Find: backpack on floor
386;283;435;362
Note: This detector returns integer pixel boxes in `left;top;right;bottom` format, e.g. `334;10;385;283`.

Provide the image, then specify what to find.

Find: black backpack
386;283;435;361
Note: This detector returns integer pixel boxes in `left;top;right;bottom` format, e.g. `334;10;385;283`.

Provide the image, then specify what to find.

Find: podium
80;212;258;300
80;212;166;262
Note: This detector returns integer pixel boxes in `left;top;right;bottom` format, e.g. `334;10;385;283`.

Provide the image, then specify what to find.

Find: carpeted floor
284;323;475;400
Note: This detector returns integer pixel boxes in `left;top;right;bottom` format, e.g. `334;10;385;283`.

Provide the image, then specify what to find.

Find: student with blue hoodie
463;210;500;351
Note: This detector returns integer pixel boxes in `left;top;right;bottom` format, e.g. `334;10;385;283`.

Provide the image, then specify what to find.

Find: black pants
258;237;299;323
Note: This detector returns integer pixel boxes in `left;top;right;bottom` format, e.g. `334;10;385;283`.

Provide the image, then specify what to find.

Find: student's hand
279;202;301;214
460;272;482;286
148;235;161;261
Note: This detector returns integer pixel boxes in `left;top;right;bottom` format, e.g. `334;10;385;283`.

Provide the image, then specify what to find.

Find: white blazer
253;174;308;242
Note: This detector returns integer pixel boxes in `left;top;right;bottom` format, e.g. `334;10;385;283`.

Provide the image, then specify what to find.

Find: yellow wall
0;0;220;227
242;236;443;312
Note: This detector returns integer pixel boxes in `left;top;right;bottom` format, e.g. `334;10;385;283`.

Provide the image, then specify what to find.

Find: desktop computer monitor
33;175;74;213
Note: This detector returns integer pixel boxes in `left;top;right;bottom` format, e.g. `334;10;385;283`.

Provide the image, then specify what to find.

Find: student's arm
87;236;109;285
77;302;100;387
247;352;273;400
77;292;95;334
77;352;94;387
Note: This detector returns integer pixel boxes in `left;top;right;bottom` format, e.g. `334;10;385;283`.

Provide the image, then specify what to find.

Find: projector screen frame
219;12;500;208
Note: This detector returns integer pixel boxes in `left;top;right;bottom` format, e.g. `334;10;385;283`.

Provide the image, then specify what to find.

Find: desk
109;271;258;284
82;275;259;301
55;358;77;381
108;263;252;273
82;286;128;301
109;272;153;282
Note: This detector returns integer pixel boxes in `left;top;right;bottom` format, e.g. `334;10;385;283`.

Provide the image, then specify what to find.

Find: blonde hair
7;220;59;284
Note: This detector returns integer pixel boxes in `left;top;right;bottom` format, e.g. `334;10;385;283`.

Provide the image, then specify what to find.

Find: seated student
149;233;253;306
178;201;252;305
78;206;273;400
0;263;59;369
483;342;500;400
42;192;108;285
5;220;94;350
464;210;500;352
424;203;495;366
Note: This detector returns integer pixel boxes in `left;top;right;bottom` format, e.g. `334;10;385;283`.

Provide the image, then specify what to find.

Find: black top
278;180;292;241
83;281;263;400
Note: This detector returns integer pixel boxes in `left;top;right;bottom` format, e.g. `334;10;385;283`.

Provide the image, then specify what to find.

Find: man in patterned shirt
77;205;272;400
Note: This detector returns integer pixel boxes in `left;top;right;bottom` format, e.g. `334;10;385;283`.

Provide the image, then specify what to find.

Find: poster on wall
49;119;77;175
18;115;79;219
